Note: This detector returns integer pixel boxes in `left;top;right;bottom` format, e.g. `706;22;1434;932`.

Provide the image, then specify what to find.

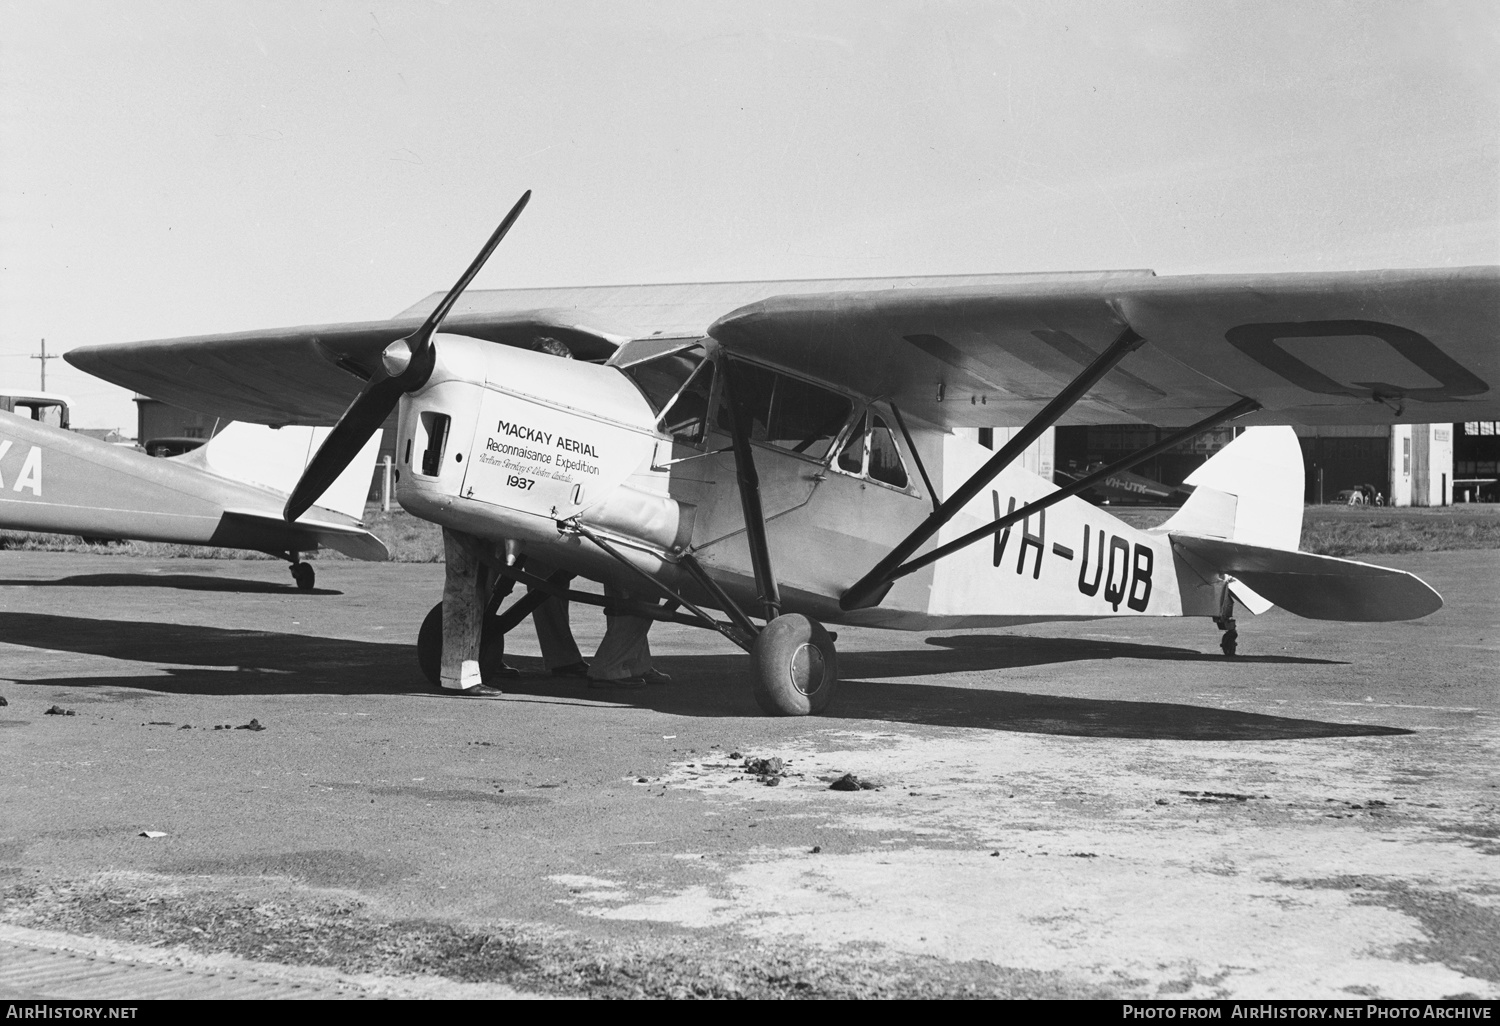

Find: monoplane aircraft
0;413;386;588
66;192;1500;713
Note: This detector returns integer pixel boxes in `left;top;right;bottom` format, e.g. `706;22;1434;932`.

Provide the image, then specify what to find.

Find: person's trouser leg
532;595;583;668
524;560;583;669
441;528;487;690
590;584;654;680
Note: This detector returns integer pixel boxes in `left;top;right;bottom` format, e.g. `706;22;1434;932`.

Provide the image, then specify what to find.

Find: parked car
1333;484;1381;505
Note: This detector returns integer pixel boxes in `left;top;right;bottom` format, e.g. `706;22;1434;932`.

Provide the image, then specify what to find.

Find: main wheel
416;602;508;689
751;614;838;716
290;562;315;591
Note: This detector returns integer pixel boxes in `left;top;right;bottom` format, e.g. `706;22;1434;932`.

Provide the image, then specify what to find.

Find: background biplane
66;193;1500;713
0;412;386;588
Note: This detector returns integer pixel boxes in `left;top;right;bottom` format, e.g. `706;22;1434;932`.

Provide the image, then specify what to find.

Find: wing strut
492;561;736;632
888;403;939;512
721;359;782;620
839;325;1148;610
868;396;1261;587
570;524;755;651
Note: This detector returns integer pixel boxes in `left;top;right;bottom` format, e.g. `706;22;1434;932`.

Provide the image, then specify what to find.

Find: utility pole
31;339;57;391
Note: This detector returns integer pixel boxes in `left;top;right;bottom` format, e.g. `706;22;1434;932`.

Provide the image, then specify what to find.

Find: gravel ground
1;547;1496;998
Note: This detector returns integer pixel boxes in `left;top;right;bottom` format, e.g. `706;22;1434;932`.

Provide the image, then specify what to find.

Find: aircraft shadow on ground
571;647;1399;742
0;612;411;696
922;633;1342;666
0;574;340;595
0;613;1402;741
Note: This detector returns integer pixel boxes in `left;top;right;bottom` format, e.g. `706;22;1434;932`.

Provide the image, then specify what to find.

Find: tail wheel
1220;628;1239;658
751;614;839;716
416;602;508;689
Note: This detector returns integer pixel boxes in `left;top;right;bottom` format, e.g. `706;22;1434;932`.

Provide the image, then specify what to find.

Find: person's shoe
641;669;672;685
588;676;646;690
550;661;590;678
450;683;505;698
480;656;519;681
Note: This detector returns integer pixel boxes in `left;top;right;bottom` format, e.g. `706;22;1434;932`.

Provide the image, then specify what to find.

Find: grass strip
2;877;1098;1000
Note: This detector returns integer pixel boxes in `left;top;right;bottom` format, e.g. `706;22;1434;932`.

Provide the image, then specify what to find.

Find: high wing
63;273;1071;425
708;266;1500;427
67;267;1498;429
64;311;626;425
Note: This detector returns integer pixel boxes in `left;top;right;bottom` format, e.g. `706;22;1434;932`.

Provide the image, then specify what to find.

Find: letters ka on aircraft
66;192;1500;714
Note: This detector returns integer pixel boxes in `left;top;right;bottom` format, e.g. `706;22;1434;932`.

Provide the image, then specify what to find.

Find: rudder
1157;426;1303;551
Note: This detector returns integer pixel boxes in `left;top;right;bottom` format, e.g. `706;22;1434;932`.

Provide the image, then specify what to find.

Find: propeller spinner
283;190;532;522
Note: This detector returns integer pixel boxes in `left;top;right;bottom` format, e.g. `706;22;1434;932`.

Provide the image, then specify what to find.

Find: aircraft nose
382;338;414;377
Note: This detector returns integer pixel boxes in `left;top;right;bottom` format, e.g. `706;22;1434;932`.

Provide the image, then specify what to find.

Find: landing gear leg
751;614;839;716
1214;586;1238;658
722;360;840;717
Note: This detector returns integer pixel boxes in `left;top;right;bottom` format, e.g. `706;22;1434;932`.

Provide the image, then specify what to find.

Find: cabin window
659;359;715;444
716;361;853;460
835;423;866;474
621;346;714;444
767;375;853;460
621;346;705;415
833;410;913;491
716;361;775;441
867;415;908;488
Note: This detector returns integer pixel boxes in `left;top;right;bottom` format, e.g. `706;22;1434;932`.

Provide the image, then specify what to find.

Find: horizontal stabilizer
221;510;390;562
1171;534;1441;622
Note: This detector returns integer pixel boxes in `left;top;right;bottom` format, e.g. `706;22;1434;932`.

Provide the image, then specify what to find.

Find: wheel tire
751;614;838;716
1220;629;1238;658
416;602;508;690
291;562;315;591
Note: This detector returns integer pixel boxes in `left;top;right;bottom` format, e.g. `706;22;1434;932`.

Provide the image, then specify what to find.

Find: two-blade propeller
283;190;531;522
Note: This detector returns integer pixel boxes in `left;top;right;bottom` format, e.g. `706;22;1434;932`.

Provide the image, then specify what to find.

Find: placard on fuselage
460;388;653;520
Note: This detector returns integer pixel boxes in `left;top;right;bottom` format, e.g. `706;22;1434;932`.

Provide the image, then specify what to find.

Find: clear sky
2;0;1496;429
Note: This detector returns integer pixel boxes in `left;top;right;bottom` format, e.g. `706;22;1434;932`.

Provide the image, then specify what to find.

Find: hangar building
1455;421;1500;502
1056;423;1466;507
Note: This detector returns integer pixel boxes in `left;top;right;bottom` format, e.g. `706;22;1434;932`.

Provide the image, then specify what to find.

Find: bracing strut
840;325;1147;610
879;396;1261;585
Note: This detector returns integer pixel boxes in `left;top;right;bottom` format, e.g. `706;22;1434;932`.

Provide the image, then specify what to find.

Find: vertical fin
197;422;383;521
1158;426;1303;551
